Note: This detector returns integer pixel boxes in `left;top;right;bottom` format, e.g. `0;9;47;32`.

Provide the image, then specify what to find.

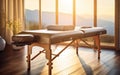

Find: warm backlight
59;0;73;14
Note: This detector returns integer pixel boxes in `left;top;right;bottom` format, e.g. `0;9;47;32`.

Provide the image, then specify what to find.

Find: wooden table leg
34;43;53;75
74;40;79;55
27;45;32;70
48;49;52;75
45;44;53;75
94;35;101;59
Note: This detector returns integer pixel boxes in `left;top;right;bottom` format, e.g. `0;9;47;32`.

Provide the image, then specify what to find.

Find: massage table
18;26;106;75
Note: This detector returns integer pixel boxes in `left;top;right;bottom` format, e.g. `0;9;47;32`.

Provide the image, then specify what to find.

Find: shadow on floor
78;55;93;75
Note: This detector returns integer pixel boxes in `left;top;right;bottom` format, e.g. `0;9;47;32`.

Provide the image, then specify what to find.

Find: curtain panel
0;0;24;44
0;0;6;39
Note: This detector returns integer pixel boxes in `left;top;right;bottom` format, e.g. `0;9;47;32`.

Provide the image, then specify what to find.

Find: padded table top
20;27;106;44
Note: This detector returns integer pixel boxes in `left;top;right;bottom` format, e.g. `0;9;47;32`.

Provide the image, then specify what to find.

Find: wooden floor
0;45;120;75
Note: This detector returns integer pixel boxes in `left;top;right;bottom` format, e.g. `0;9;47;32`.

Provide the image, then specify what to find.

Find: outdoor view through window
24;0;115;47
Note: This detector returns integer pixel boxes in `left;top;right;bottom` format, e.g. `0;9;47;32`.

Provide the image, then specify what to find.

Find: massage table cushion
50;27;106;44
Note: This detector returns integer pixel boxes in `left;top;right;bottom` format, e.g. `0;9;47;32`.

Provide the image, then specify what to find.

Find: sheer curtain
0;0;24;44
0;0;6;39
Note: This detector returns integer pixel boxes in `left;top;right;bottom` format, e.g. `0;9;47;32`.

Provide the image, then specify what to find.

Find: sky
24;0;114;16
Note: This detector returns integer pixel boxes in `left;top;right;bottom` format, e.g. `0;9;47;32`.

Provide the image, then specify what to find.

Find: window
24;0;39;30
58;0;73;25
97;0;115;46
41;0;56;28
76;0;94;27
75;0;94;46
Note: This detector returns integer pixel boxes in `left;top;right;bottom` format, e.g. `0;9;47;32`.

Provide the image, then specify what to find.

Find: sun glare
25;0;39;10
59;0;73;14
25;0;114;16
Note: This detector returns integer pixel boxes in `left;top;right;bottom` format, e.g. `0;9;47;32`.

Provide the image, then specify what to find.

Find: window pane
24;0;39;30
41;0;55;28
97;0;115;46
58;0;73;25
76;0;94;27
75;0;94;46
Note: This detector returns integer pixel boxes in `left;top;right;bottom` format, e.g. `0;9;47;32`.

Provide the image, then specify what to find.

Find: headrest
47;25;74;31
